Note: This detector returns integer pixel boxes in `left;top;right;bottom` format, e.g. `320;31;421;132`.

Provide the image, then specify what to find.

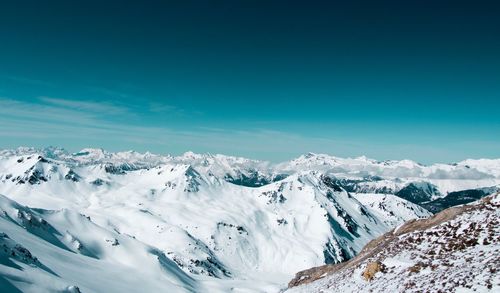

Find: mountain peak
73;148;107;157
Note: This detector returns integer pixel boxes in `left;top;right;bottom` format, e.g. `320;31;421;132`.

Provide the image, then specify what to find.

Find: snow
286;193;500;293
0;147;498;292
279;152;500;194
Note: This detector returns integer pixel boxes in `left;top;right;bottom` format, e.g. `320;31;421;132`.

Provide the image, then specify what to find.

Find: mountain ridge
0;146;498;292
286;192;500;292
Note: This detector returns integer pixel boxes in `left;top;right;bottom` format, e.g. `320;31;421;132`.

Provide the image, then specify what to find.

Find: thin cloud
2;75;55;87
148;102;202;117
4;97;486;163
149;102;178;113
85;86;131;99
0;98;98;125
39;96;129;115
0;97;348;160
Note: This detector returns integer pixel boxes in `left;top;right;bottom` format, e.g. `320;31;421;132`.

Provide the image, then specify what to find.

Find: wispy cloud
2;75;55;87
0;96;346;160
39;96;129;115
2;96;487;163
148;102;178;113
148;101;202;117
0;98;99;125
85;86;131;99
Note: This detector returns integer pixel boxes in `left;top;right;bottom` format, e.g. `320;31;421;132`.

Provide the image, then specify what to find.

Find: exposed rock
361;261;386;281
65;170;81;182
91;178;105;186
395;182;440;204
66;285;82;293
421;186;498;213
288;193;500;291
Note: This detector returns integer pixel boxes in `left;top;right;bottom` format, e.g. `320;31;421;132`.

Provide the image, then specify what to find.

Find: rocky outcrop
395;182;441;204
361;261;386;281
288;193;500;292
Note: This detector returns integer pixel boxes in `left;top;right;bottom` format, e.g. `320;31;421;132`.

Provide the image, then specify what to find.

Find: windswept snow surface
0;147;498;292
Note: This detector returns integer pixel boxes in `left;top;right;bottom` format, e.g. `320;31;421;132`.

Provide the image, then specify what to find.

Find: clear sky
0;0;499;163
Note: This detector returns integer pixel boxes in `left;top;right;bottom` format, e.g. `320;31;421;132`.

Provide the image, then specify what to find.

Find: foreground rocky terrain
287;193;500;292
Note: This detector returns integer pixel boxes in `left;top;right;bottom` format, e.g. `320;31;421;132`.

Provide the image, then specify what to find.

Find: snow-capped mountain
3;148;499;196
279;152;500;196
286;193;500;293
0;147;498;292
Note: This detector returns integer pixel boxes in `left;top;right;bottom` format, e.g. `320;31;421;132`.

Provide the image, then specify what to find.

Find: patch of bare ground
288;193;500;290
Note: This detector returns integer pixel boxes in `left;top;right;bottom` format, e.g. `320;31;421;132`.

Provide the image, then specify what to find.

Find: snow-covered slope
286;193;500;292
0;194;197;293
0;147;498;292
0;147;438;292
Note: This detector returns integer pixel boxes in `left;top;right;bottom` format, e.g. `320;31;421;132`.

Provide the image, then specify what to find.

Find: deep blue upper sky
0;0;499;163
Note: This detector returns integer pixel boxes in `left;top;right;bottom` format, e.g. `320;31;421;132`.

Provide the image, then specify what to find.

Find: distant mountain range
0;147;498;292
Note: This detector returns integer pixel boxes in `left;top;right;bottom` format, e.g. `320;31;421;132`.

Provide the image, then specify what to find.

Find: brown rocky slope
287;193;500;292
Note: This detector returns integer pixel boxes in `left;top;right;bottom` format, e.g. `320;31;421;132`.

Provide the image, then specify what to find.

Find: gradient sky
0;0;499;163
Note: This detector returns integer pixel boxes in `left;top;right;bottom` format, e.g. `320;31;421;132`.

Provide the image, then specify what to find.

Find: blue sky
0;1;499;163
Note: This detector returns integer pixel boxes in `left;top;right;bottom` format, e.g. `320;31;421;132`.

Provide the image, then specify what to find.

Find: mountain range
0;147;498;292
